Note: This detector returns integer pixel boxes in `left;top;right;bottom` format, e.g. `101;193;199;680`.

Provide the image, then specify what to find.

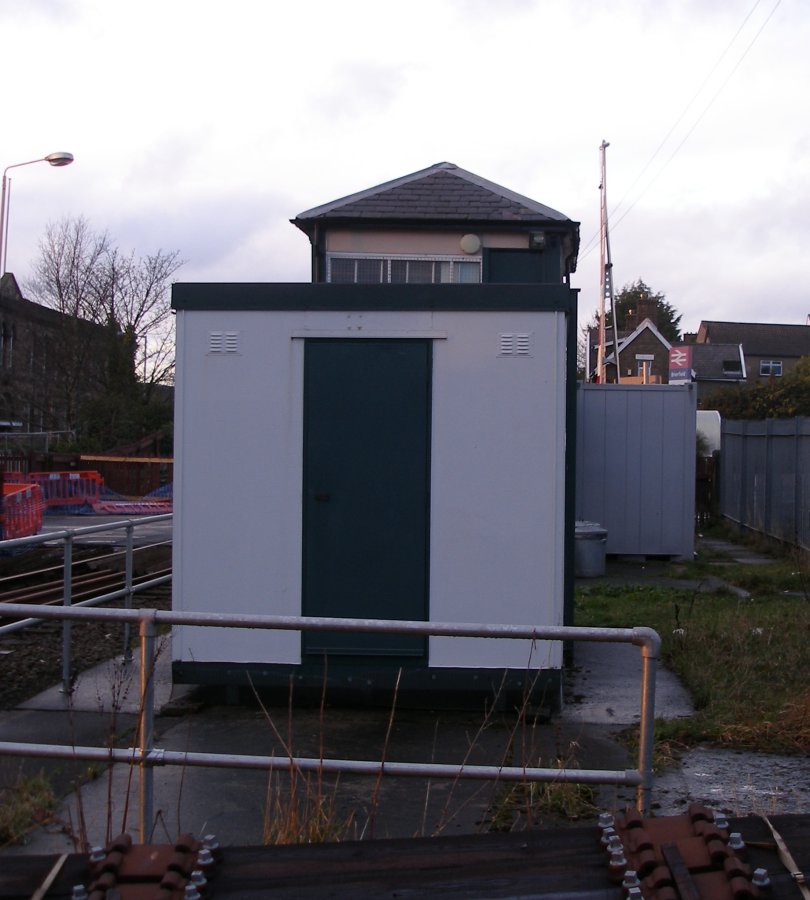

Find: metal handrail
0;599;661;841
0;513;172;550
0;514;172;690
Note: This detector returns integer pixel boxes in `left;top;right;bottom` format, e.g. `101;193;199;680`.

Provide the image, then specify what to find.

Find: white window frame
759;359;783;377
327;252;482;285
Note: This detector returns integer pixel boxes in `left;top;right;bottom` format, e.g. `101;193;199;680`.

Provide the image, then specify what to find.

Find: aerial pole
596;143;607;383
597;141;620;383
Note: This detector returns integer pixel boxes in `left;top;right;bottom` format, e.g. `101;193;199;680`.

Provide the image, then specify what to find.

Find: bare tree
25;216;183;446
95;245;182;390
29;216;111;321
29;216;182;383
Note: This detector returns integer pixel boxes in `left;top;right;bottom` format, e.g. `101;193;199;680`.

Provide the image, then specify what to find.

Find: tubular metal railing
0;515;172;692
0;593;661;841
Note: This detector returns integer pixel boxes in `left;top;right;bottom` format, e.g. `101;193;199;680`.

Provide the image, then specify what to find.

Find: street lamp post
0;151;74;276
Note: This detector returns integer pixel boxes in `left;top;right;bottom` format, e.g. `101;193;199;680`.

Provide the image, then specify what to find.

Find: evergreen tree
605;278;682;343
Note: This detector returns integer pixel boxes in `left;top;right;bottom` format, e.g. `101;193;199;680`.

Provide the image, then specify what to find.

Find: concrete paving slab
698;537;775;565
562;641;693;726
17;634;187;717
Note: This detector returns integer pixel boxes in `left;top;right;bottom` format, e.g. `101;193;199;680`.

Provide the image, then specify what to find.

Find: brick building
0;272;106;438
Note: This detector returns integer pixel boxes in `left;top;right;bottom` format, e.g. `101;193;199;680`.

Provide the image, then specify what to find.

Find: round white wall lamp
459;233;481;254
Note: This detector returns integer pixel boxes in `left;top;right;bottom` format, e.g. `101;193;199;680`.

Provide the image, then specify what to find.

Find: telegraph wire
607;0;765;226
578;0;781;262
607;0;782;234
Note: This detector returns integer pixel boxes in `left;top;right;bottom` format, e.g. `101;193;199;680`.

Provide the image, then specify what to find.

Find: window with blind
328;255;481;285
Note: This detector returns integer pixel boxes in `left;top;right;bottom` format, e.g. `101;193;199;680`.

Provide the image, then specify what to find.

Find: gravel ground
0;615;145;710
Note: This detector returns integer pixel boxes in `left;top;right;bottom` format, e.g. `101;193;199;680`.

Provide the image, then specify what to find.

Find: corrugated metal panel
720;416;810;551
576;383;696;558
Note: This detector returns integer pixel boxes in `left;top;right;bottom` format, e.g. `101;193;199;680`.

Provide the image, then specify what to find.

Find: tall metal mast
597;141;620;383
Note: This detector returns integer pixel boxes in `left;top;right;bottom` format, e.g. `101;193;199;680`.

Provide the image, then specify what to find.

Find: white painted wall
326;227;529;255
173;305;567;670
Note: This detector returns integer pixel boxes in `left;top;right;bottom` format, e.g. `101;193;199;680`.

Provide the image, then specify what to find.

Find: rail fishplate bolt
752;867;771;888
598;812;615;829
728;832;746;853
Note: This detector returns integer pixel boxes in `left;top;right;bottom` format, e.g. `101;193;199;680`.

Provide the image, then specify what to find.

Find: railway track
0;541;172;708
0;541;172;611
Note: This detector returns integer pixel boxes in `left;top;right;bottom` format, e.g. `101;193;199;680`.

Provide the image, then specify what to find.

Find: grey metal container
574;521;608;577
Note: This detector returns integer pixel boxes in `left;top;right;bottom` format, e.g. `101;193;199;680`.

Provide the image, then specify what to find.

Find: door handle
314;492;331;503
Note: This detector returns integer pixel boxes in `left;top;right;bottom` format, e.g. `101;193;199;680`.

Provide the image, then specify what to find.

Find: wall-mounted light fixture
459;233;481;254
529;230;546;250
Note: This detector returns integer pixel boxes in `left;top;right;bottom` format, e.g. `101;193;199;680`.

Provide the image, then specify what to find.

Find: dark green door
302;339;431;660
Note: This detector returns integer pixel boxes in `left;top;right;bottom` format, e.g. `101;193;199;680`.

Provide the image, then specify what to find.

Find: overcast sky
0;0;804;335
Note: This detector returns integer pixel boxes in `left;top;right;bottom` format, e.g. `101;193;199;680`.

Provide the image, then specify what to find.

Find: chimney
637;296;657;325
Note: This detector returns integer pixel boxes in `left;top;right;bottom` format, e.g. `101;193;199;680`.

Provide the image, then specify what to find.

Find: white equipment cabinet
171;283;577;709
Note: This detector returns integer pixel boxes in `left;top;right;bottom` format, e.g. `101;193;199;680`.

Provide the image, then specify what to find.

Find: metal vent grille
208;331;240;354
499;333;533;356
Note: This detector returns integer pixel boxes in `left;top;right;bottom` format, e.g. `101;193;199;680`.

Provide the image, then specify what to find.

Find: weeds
471;669;600;832
576;571;810;755
0;772;57;845
488;750;599;831
245;655;598;844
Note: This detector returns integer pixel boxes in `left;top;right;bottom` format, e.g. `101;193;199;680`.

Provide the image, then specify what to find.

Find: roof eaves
616;318;672;353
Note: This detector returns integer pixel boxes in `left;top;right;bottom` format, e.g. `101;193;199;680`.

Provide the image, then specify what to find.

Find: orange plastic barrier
1;482;45;540
27;470;103;508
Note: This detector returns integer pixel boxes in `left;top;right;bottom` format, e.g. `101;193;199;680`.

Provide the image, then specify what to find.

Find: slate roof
586;319;670;373
687;342;746;381
698;321;810;358
292;162;575;233
616;318;671;354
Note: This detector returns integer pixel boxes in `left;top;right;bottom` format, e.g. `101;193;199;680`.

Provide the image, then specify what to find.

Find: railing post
0;469;6;541
60;534;74;694
122;521;135;661
138;609;157;842
636;631;659;815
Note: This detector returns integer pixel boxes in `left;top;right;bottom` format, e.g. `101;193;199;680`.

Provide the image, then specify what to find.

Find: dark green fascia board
290;215;580;239
172;282;578;313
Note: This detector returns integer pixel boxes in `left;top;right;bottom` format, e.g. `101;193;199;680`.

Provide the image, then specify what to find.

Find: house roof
292;162;575;232
613;318;671;358
698;321;810;358
586;319;669;370
0;272;74;329
686;342;746;381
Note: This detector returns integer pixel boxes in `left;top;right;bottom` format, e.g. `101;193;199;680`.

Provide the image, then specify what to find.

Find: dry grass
252;674;359;845
252;666;601;843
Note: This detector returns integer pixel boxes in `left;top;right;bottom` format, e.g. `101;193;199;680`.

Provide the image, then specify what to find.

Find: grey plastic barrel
574;521;608;577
